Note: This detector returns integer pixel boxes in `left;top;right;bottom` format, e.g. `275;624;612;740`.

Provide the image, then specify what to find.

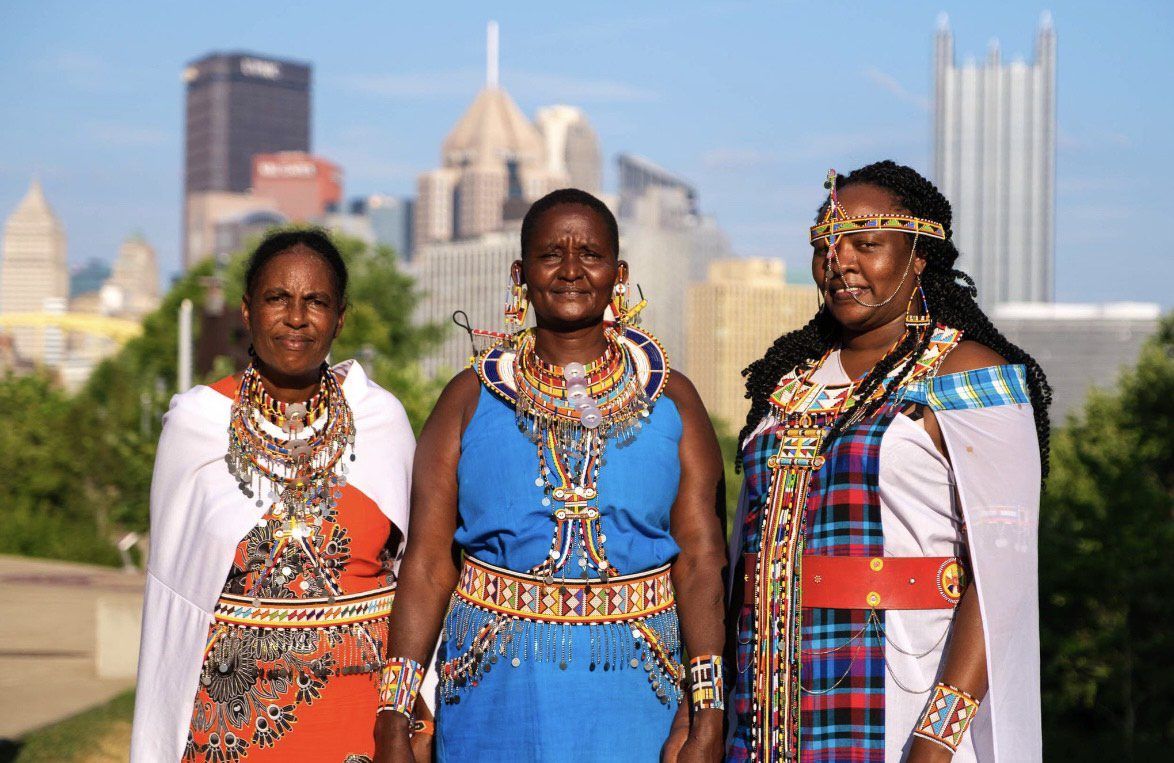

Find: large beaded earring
905;274;932;330
504;266;529;340
610;264;647;326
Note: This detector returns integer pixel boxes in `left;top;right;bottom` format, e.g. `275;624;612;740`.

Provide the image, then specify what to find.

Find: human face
241;246;346;386
811;184;926;334
519;204;622;331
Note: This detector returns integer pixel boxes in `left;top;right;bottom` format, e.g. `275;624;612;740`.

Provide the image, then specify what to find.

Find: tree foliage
1038;315;1173;759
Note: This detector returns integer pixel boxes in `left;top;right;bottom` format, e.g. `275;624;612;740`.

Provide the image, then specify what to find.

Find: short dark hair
520;188;620;257
244;228;348;307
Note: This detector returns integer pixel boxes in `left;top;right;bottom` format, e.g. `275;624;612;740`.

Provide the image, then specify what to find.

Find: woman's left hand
662;708;723;763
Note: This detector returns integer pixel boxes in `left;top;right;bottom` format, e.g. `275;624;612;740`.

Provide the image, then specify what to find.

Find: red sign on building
251;152;342;221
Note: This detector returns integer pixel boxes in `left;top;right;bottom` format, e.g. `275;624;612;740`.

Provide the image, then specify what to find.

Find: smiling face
811;183;926;333
519;203;624;331
241;245;346;385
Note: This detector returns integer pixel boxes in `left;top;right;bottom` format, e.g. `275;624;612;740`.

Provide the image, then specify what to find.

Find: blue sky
1;0;1170;306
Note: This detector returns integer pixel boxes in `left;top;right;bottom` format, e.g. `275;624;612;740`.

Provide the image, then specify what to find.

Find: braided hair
737;160;1052;479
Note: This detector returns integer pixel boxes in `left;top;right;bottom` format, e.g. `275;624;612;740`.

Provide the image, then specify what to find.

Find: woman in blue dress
376;189;728;762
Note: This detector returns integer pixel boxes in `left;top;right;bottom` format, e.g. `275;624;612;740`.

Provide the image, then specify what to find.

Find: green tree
1039;315;1173;759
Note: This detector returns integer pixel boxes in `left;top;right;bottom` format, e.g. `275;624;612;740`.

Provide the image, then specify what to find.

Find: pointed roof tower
7;178;61;229
441;21;545;168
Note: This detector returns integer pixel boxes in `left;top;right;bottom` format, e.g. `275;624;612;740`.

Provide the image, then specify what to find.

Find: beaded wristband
378;657;425;718
688;655;725;712
913;682;980;752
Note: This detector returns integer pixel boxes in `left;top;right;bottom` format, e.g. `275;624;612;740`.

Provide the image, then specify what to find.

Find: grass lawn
2;691;134;763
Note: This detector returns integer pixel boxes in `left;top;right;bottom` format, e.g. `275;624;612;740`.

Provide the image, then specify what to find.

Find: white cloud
1058;129;1132;152
335;68;657;104
40;50;120;93
862;67;930;112
334;69;480;99
701;147;779;171
506;71;658;103
88;121;171;148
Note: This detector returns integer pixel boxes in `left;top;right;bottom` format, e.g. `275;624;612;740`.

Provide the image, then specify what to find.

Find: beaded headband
809;169;946;244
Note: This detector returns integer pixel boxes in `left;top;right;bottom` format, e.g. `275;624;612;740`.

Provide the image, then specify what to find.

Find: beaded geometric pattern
379;657;425;714
914;683;979;751
455;556;675;623
810;215;946;243
690;655;726;711
213;587;395;629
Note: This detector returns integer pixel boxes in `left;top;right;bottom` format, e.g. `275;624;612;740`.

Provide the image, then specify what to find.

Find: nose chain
824;234;920;309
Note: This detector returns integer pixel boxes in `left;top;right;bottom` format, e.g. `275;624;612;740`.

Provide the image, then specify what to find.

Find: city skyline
1;1;1171;307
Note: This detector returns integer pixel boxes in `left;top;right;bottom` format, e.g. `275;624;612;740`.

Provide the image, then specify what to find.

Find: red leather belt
741;553;968;610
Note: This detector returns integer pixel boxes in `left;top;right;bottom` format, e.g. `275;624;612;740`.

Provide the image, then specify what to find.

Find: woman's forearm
936;582;988;699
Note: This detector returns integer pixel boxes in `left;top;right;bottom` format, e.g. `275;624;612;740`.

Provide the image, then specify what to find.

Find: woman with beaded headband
131;230;424;762
727;162;1050;762
377;189;728;762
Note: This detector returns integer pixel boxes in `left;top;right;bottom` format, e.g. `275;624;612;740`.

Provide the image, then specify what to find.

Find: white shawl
130;360;414;762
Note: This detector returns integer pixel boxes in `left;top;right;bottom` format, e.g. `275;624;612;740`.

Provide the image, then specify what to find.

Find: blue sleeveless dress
435;381;685;761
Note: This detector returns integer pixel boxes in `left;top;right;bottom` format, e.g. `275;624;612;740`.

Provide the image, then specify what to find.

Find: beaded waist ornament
443;323;682;705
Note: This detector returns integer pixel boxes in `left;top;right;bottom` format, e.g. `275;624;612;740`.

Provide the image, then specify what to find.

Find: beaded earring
504;268;529;338
905;275;932;330
610;266;647;326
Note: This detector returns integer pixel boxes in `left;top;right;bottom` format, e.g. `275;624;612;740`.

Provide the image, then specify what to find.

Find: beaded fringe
438;595;683;707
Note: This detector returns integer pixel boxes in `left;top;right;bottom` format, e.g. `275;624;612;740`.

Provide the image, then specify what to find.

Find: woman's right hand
373;712;415;763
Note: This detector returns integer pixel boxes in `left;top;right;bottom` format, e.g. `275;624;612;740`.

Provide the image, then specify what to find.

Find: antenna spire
487;21;499;88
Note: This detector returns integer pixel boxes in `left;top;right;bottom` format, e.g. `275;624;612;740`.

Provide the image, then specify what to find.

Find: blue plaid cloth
903;363;1030;411
798;408;895;762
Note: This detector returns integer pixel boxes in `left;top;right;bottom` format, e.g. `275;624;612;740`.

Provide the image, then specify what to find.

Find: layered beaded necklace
511;327;653;583
226;363;356;599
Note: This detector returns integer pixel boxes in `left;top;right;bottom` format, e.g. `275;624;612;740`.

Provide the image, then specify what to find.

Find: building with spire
0;179;68;363
414;22;568;249
933;12;1056;307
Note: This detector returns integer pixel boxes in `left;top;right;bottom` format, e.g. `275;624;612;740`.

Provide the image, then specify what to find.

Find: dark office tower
182;52;311;266
184;52;311;193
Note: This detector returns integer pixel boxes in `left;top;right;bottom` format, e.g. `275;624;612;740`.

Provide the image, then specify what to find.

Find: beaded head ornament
811;168;947;311
809;169;947;246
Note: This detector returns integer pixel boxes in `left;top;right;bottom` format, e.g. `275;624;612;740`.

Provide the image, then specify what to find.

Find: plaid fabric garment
904;363;1030;411
798;406;899;762
729;416;783;762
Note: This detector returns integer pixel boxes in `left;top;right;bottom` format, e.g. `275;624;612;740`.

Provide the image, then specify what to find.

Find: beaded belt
743;553;967;610
213;585;396;629
455;556;675;623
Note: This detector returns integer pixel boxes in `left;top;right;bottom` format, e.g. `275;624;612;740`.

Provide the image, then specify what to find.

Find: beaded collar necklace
227;363;356;536
512;327;652;452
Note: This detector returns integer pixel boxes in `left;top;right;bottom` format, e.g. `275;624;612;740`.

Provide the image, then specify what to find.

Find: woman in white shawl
131;230;419;762
727;163;1051;762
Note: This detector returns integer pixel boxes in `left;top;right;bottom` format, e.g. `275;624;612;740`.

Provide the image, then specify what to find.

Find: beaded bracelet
688;654;725;712
913;682;980;752
378;657;425;718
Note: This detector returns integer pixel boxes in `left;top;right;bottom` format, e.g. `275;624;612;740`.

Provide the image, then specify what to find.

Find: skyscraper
535;105;603;194
101;235;161;319
0;179;68;363
617;153;699;221
183;52;311;266
687;259;818;433
413;23;561;249
933;13;1056;307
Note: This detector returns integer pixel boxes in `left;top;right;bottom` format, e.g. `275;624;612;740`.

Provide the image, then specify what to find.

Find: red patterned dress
184;376;399;763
